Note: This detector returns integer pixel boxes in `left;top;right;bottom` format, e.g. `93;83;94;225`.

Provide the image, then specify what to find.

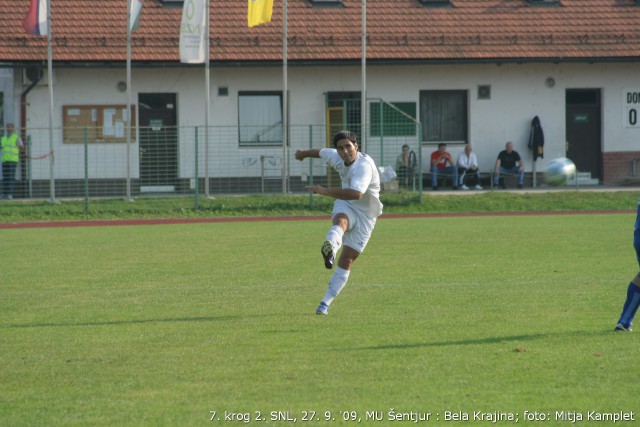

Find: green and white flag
179;0;207;64
129;0;143;32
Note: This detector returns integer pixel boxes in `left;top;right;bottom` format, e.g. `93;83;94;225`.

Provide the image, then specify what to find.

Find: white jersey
319;148;383;219
457;151;478;169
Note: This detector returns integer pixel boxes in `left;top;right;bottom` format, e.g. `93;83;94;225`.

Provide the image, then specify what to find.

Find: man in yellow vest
1;123;24;200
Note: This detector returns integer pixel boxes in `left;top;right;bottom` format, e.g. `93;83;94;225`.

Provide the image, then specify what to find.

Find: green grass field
0;190;637;222
1;213;639;426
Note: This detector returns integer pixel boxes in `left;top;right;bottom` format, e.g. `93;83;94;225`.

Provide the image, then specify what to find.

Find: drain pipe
20;67;44;198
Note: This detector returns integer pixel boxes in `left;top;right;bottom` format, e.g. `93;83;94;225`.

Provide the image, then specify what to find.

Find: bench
419;171;537;190
420;172;455;189
490;169;526;189
423;171;492;190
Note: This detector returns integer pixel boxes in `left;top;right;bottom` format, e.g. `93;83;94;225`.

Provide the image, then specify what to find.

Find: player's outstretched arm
295;149;321;161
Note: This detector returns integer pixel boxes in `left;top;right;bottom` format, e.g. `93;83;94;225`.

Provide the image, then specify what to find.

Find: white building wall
13;62;640;180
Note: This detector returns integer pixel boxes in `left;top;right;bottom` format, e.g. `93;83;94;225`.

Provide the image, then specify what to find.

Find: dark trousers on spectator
431;165;458;188
2;162;18;198
458;167;480;187
397;166;408;188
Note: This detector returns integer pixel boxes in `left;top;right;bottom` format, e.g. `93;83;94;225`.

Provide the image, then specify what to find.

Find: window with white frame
419;90;468;144
238;92;283;146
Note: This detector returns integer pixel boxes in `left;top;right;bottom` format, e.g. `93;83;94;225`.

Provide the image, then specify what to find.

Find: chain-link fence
2;99;423;213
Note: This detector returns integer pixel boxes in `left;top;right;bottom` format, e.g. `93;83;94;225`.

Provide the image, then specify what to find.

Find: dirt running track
0;211;634;230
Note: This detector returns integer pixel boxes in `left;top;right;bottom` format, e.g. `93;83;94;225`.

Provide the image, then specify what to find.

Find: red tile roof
1;0;639;64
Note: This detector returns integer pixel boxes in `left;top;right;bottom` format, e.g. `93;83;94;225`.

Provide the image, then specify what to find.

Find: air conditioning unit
22;67;50;86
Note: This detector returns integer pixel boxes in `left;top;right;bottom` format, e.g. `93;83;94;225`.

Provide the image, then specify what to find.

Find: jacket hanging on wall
528;116;544;160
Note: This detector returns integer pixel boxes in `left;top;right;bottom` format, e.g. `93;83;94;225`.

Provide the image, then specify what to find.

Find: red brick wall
603;151;640;185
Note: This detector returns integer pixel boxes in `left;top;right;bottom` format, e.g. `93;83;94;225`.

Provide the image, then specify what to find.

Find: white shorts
332;199;377;254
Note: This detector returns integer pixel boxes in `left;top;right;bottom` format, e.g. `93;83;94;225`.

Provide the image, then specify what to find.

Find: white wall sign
624;89;640;128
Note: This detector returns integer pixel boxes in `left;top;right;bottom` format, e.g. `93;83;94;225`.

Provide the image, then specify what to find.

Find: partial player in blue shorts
614;198;640;332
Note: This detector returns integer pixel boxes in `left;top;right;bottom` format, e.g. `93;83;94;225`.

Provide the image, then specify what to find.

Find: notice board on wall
63;105;136;143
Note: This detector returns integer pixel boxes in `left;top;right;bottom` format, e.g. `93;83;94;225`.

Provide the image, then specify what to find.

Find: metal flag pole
282;0;288;195
204;0;210;197
126;0;133;201
361;0;367;153
46;0;56;203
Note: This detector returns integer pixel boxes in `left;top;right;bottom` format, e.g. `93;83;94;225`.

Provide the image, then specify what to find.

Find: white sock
325;225;344;253
321;267;350;306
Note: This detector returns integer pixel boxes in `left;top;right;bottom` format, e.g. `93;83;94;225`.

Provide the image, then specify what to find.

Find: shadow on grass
353;329;619;351
353;331;611;351
356;334;546;350
1;315;239;329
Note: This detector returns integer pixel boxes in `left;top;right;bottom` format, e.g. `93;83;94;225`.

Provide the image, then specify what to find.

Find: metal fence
3;117;423;211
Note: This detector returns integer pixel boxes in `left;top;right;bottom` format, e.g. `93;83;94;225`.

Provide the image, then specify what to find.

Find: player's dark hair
333;130;357;148
438;143;447;148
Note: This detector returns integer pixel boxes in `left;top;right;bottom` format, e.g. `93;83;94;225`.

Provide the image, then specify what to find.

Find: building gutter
20;67;43;140
4;56;640;70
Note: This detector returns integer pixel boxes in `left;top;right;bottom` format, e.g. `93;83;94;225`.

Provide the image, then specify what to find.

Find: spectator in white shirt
456;143;482;190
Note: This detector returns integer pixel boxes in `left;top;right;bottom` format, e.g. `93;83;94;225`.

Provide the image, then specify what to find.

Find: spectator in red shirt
430;143;458;191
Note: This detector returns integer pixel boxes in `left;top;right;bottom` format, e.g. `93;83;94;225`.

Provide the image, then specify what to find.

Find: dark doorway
325;92;360;188
138;93;178;190
566;89;601;181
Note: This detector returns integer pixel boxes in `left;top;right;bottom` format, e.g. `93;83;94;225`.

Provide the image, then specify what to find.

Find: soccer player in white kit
295;131;383;315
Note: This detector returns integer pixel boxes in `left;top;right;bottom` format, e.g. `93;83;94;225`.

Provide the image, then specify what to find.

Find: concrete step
568;171;599;186
569;178;600;186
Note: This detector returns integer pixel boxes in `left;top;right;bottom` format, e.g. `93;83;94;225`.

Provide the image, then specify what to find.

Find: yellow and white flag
248;0;273;28
180;0;207;63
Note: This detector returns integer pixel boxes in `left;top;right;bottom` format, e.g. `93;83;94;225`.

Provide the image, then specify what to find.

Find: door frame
137;92;178;191
565;89;602;181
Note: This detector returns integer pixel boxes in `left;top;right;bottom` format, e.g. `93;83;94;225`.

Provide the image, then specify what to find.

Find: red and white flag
23;0;48;36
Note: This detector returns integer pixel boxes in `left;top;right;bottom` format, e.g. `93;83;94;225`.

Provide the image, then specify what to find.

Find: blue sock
617;282;640;328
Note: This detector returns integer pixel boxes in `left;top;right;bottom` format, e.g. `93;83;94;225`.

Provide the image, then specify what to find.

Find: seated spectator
430;143;458;191
457;143;482;190
493;141;524;189
395;144;411;189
